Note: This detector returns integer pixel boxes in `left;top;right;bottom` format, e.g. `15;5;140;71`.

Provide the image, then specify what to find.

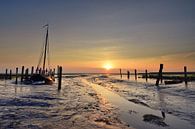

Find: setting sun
103;63;113;70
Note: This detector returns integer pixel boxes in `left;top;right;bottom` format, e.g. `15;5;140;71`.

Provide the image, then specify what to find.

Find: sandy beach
1;74;195;129
0;76;130;129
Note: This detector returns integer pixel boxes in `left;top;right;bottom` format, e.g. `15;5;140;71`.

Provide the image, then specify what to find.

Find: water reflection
0;80;31;98
185;82;188;89
157;90;166;119
14;85;17;96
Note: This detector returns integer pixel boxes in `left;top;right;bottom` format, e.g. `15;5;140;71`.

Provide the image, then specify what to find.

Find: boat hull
27;74;54;85
164;80;183;85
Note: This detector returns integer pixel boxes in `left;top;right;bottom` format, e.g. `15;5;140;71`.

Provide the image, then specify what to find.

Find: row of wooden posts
119;68;144;81
3;66;63;91
4;66;55;83
3;64;189;89
119;64;188;86
154;64;188;86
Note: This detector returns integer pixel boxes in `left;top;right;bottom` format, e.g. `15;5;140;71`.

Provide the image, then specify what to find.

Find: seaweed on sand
143;114;168;127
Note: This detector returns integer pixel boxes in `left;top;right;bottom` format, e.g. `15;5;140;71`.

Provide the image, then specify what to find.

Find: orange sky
0;1;194;73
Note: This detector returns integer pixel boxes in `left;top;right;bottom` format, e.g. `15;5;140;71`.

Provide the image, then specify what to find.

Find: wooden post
120;69;122;79
5;69;8;80
15;67;18;84
25;68;29;80
53;68;55;75
9;69;12;80
51;68;55;77
42;69;45;75
145;69;148;82
161;71;163;84
36;67;38;74
48;69;51;75
184;66;187;85
127;71;130;80
31;66;34;75
156;64;163;87
21;66;24;83
39;68;42;74
50;69;52;75
58;66;62;90
135;69;137;81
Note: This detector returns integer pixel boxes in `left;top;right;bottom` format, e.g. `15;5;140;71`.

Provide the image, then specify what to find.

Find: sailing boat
28;24;54;85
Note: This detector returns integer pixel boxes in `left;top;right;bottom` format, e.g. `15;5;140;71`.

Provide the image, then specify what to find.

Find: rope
47;34;51;70
36;24;51;73
37;38;45;69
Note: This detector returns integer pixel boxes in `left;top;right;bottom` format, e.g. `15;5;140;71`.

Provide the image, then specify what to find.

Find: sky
0;0;194;73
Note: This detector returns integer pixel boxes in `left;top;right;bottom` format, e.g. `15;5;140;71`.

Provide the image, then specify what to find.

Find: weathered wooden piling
45;69;48;74
36;67;38;74
42;69;45;74
51;68;55;76
135;69;137;81
156;64;163;87
120;69;122;79
31;66;34;75
15;67;18;84
160;71;163;84
21;66;24;83
184;66;188;85
127;71;130;80
9;69;12;80
58;66;62;90
145;69;148;82
48;69;51;75
25;68;29;80
53;68;55;75
5;69;8;80
39;68;42;74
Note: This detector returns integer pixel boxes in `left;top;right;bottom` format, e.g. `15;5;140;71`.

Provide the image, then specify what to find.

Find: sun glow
103;63;113;70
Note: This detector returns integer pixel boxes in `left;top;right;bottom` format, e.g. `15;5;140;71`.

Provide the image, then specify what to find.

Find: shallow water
0;77;129;129
1;74;195;129
83;78;195;129
87;74;195;128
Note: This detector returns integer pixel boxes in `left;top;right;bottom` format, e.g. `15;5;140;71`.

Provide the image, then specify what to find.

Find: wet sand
83;77;194;129
1;74;195;129
0;78;130;129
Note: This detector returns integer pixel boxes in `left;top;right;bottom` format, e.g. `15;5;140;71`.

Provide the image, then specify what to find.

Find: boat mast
43;24;49;73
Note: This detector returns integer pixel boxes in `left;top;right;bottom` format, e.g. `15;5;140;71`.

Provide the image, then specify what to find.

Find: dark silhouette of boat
30;74;54;85
164;80;183;85
25;25;54;85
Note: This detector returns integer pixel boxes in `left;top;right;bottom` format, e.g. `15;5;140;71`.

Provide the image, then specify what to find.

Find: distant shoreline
1;72;195;81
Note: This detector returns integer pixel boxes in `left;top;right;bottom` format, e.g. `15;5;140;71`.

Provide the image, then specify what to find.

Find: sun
103;63;113;70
